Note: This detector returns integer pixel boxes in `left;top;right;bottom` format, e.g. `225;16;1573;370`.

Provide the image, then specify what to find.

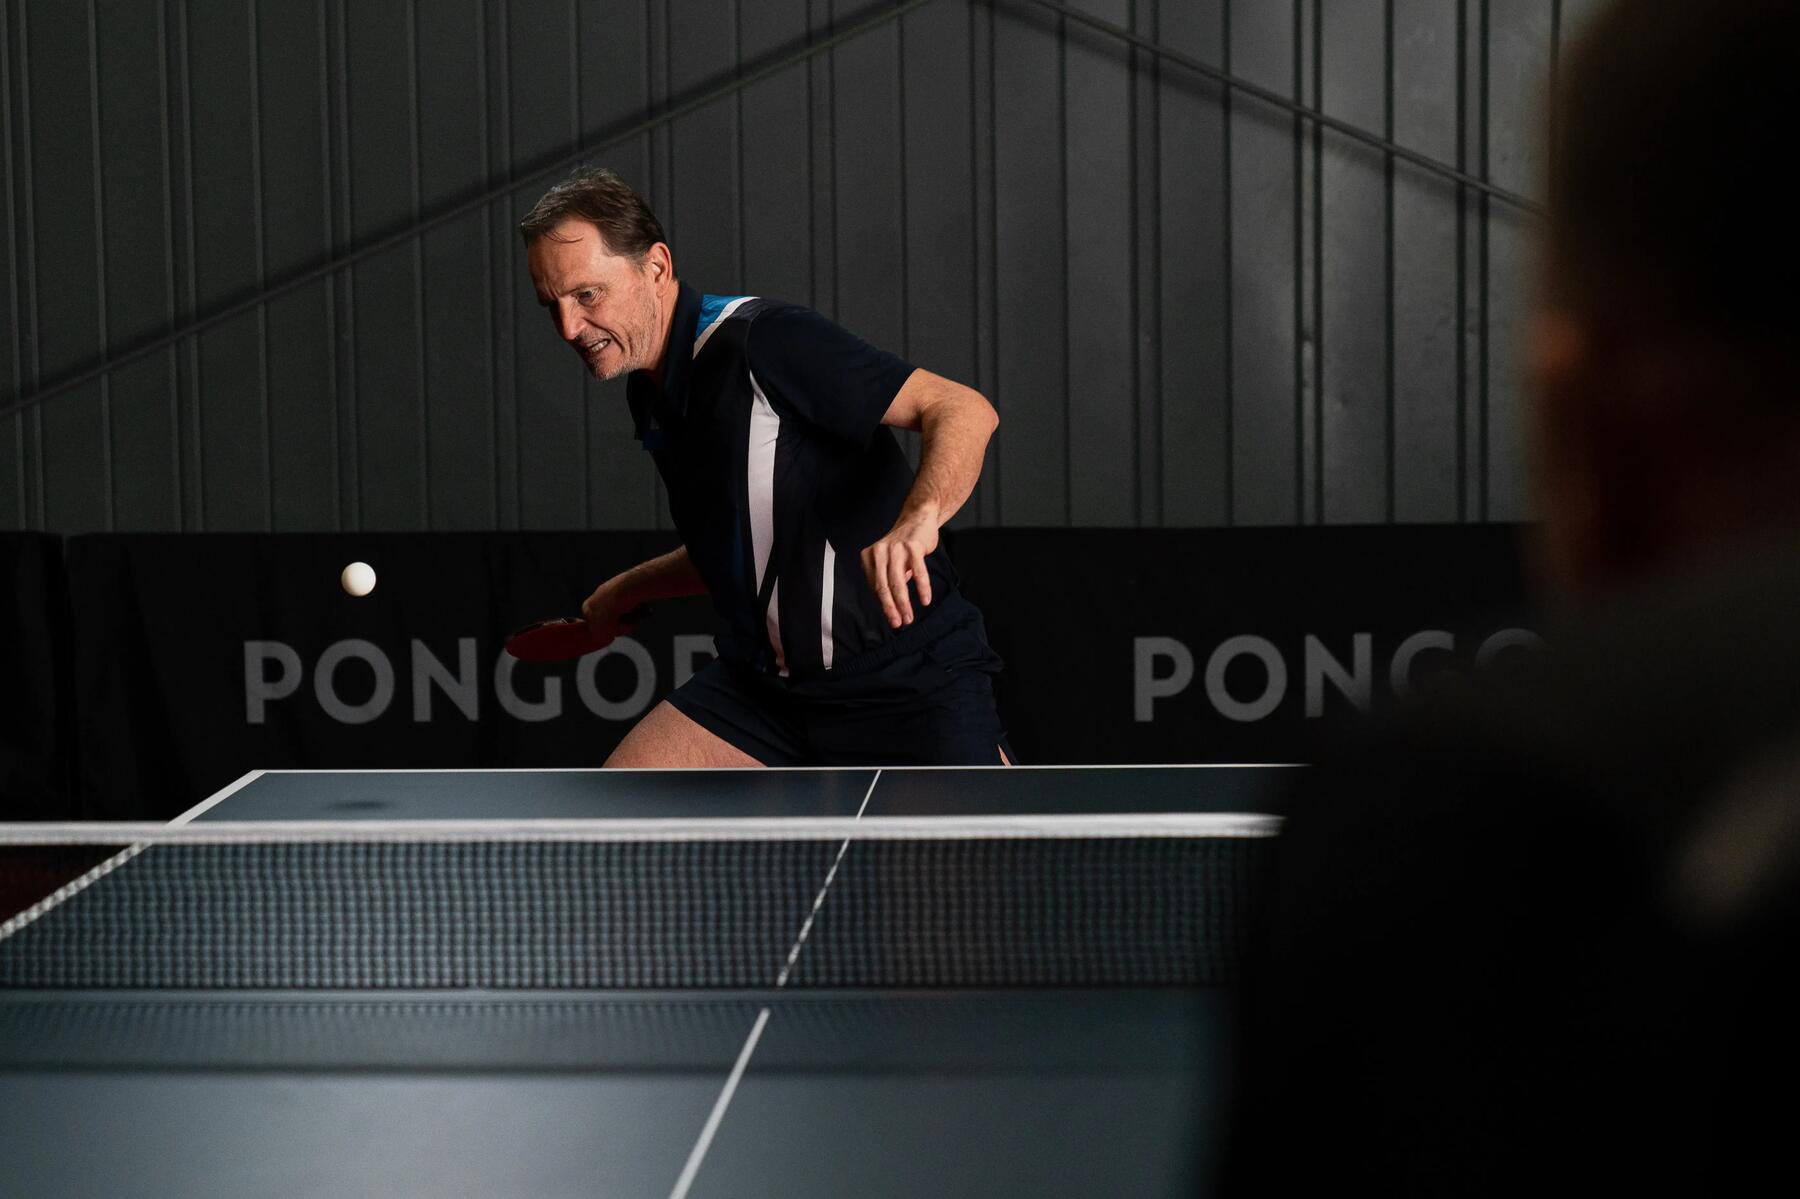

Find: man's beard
589;290;659;379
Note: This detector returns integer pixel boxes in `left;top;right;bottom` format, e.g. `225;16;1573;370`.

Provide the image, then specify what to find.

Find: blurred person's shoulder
1296;538;1800;836
1237;538;1800;1193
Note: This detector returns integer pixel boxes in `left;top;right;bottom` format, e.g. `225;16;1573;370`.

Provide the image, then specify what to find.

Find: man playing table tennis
520;167;1013;768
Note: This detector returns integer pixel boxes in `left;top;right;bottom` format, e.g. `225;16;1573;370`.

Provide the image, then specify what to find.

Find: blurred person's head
1529;0;1800;603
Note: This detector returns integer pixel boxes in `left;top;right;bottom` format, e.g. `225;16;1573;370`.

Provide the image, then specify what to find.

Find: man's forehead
532;222;608;264
529;223;632;286
543;217;609;251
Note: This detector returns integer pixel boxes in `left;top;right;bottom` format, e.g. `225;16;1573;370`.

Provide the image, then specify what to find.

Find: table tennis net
0;820;1274;989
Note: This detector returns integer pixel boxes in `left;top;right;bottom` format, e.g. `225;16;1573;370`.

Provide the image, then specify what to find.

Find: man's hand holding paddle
580;580;651;647
505;547;709;662
504;585;650;662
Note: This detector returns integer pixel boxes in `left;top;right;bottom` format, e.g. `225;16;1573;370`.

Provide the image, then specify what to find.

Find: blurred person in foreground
1225;1;1800;1192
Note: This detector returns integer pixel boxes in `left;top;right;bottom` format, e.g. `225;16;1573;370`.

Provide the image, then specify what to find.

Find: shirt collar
627;281;702;439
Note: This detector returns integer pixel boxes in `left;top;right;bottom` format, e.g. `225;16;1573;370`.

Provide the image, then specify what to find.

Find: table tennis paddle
504;604;652;661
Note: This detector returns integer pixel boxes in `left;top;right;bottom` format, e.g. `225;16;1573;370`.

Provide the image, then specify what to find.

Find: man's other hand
861;511;938;628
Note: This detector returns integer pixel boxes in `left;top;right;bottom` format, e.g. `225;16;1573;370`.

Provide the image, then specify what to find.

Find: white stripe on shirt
747;370;786;676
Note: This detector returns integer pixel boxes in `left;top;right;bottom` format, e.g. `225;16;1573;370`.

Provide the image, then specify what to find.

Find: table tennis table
0;765;1289;1198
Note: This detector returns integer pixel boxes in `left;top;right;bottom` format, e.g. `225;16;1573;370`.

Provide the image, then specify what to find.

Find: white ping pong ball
340;561;377;597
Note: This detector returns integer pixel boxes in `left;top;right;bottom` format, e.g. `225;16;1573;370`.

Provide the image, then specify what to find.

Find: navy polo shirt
625;283;968;680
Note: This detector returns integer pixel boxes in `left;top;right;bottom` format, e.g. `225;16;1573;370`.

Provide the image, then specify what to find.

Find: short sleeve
744;305;916;446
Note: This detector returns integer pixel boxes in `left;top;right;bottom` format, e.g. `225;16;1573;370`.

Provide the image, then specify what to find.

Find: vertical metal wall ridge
733;0;743;289
803;0;817;317
1220;0;1234;527
825;0;839;317
1308;0;1321;525
895;1;911;360
1129;0;1156;528
1057;2;1070;525
980;0;1000;525
964;0;994;526
575;0;591;530
14;1;41;529
646;0;666;529
478;0;497;530
1288;0;1303;526
1381;0;1394;523
1549;0;1561;166
498;0;517;531
247;0;272;532
86;0;115;531
409;0;429;530
1150;0;1166;528
158;0;180;531
173;0;202;531
313;0;340;531
329;0;356;531
1454;0;1468;522
1;1;20;528
1476;0;1489;521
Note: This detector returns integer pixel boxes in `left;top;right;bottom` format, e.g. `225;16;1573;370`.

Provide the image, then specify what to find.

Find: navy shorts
666;612;1015;767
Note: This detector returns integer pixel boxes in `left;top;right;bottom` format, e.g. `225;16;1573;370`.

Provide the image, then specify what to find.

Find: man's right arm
582;545;707;640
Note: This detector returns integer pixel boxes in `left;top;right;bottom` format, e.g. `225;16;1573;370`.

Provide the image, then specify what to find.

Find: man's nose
556;305;585;343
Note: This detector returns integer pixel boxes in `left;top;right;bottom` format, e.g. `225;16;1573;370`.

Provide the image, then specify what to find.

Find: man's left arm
861;369;999;629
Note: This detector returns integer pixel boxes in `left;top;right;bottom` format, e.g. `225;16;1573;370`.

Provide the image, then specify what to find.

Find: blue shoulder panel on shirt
695;295;754;351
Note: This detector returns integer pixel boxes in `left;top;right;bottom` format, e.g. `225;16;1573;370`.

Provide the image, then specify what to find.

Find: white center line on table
665;768;883;1199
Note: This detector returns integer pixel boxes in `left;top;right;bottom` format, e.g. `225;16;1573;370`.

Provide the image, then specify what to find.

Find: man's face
527;219;667;381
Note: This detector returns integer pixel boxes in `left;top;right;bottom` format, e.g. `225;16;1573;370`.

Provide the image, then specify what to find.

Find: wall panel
1155;0;1228;527
506;0;586;530
740;0;812;308
579;0;658;530
1064;0;1134;526
992;1;1066;524
258;0;337;531
187;0;266;530
3;0;1569;536
1391;0;1461;522
1318;0;1388;524
1;4;22;529
28;1;110;533
345;0;427;529
419;0;499;530
1227;1;1300;526
830;0;906;441
901;0;981;523
96;0;179;531
667;0;741;293
1483;0;1548;521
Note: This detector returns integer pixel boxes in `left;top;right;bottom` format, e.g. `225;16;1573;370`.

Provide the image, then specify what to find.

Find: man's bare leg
605;701;764;767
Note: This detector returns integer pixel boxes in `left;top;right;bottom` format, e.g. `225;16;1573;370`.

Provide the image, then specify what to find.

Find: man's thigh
604;700;765;768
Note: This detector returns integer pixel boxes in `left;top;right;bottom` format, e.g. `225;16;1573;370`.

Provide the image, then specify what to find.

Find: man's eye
577;290;596;304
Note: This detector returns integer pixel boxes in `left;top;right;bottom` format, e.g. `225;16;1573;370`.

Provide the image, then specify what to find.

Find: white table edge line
0;814;1287;844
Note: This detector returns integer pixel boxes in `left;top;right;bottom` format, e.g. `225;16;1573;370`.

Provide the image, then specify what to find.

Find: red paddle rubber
504;605;652;662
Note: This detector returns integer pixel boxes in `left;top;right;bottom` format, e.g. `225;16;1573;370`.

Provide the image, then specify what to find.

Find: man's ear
1525;308;1598;495
644;242;674;283
1526;308;1625;598
1529;306;1695;599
